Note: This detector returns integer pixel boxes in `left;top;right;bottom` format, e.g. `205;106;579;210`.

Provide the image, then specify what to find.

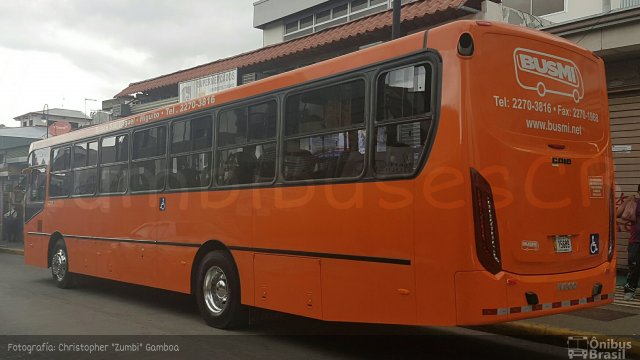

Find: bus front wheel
195;251;248;329
51;239;75;289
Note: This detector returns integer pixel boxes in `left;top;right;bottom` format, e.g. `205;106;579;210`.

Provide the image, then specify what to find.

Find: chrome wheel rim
52;249;67;281
203;266;228;315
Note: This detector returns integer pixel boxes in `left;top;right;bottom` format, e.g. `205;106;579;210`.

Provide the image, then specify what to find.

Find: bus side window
216;101;277;186
131;126;166;192
283;79;366;181
49;146;72;198
29;148;50;167
169;116;212;189
374;64;433;176
99;134;129;194
72;140;98;196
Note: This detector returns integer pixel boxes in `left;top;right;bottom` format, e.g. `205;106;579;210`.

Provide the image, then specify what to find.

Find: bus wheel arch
190;240;230;295
48;233;75;289
47;232;64;268
192;240;248;329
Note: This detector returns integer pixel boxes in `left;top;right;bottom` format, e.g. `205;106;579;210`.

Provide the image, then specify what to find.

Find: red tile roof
115;0;492;97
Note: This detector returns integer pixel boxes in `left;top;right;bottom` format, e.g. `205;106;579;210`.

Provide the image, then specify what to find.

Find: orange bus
23;20;615;329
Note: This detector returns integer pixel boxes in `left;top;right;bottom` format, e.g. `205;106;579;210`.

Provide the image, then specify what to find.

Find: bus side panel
157;191;254;294
115;242;158;288
65;237;94;276
155;245;197;294
23;232;48;268
231;250;255;306
41;195;160;289
253;183;416;324
66;238;115;279
320;259;416;324
254;254;323;319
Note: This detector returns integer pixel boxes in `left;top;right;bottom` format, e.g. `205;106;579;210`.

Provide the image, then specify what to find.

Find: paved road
0;253;571;359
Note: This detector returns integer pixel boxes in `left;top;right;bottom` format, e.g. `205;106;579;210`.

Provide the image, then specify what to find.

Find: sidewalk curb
496;321;640;357
0;247;24;255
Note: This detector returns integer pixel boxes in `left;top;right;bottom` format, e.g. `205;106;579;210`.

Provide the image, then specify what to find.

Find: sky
0;0;262;127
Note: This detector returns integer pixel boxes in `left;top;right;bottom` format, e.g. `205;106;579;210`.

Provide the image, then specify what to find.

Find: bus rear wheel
51;239;75;289
195;251;248;329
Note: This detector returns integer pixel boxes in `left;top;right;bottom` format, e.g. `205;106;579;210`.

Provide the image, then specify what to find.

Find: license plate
554;236;572;253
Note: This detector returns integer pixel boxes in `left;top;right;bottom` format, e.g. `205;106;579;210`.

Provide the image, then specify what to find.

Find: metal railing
130;97;178;115
621;0;640;9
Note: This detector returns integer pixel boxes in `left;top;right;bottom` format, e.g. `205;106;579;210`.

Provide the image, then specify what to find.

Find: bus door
23;165;47;267
25;166;46;224
119;126;169;288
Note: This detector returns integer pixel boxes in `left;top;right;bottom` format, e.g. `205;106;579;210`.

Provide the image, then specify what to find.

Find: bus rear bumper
454;262;615;326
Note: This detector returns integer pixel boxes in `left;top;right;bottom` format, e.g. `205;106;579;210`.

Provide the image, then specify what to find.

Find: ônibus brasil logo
514;48;584;103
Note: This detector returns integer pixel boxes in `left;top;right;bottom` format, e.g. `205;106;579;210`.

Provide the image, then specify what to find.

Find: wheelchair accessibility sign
589;234;599;255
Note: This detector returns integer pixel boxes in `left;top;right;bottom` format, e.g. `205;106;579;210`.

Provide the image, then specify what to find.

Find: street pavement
1;245;639;359
0;238;24;255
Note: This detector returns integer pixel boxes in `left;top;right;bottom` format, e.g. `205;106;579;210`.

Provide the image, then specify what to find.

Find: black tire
50;239;75;289
195;251;248;329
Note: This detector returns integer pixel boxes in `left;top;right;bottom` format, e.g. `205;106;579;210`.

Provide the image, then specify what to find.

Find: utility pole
42;104;49;139
392;0;402;40
84;98;97;121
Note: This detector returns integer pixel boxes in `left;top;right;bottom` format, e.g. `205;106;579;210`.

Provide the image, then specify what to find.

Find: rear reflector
471;169;501;274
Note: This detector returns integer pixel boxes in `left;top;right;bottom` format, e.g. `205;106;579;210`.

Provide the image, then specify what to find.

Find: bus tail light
608;186;615;262
471;169;501;274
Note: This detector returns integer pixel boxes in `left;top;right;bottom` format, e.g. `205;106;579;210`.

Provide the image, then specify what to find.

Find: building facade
254;0;408;46
13;108;91;133
253;0;560;46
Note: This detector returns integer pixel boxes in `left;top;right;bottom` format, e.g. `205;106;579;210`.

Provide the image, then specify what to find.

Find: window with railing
621;0;640;8
502;0;565;16
284;0;390;39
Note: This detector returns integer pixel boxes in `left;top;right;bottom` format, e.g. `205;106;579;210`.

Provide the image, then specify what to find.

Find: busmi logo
514;48;584;103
